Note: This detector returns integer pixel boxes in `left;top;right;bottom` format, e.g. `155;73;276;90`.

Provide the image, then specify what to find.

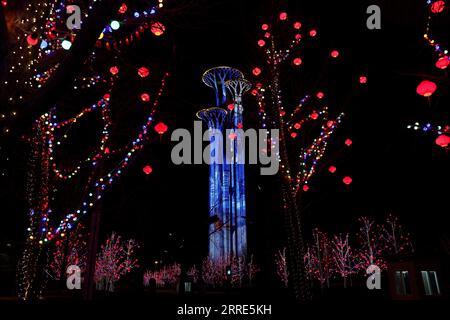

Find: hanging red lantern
295;34;301;40
264;32;271;38
138;67;150;78
359;76;368;84
154;122;168;135
141;93;150;102
327;120;334;128
118;3;127;13
331;50;339;58
303;185;309;192
261;23;269;30
143;165;153;175
436;56;450;69
293;57;302;66
252;67;261;76
227;104;235;111
316;92;324;99
109;66;119;75
309;29;317;37
151;22;165;36
435;134;450;147
294;123;301;130
293;21;302;29
279;12;288;20
310;112;319;120
328;166;337;173
258;39;266;47
27;33;39;46
343;176;352;185
291;132;297;138
345;138;353;146
431;1;445;13
416;80;437;97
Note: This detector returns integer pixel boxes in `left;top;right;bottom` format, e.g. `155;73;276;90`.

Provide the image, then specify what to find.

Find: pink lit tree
356;217;386;270
95;232;139;292
275;248;289;288
330;233;360;288
304;229;332;289
380;214;414;256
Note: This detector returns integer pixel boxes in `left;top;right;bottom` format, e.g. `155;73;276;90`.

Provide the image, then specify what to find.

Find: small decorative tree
95;232;139;292
357;217;386;270
330;233;360;288
304;229;333;289
275;248;289;288
380;214;414;256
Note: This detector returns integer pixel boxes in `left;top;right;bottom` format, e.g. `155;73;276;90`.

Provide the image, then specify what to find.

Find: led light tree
95;232;139;292
7;0;172;300
380;214;414;256
253;12;351;301
356;217;386;270
304;229;332;289
275;248;289;288
330;233;359;288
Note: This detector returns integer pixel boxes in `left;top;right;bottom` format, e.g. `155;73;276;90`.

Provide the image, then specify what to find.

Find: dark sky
0;0;449;269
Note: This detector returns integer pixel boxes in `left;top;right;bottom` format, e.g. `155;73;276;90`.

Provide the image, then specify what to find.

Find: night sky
0;0;448;274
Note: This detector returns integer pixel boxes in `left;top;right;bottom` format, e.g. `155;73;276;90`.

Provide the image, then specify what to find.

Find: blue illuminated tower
199;67;251;263
197;107;228;262
225;79;252;260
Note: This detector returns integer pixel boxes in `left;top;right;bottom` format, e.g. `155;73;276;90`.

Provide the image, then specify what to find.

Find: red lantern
291;132;297;138
258;39;266;47
143;165;153;175
293;57;302;66
227;104;235;111
436;56;450;69
331;50;339;58
431;1;445;13
295;34;301;40
118;3;128;14
303;185;309;192
345;138;353;146
435;134;450;147
261;24;269;30
309;29;317;37
294;123;301;130
359;76;368;84
264;32;271;38
110;66;119;75
316;92;324;99
416;80;437;97
279;12;288;20
154;122;168;135
27;34;39;46
327;120;334;128
310;112;319;120
151;22;165;36
293;21;302;29
138;67;149;78
141;93;150;102
252;67;261;76
328;166;337;173
343;176;352;185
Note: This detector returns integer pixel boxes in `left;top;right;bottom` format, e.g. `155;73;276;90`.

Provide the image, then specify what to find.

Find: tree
357;217;386;270
94;232;139;292
275;248;289;288
380;214;414;256
252;10;360;301
304;229;332;289
330;233;359;288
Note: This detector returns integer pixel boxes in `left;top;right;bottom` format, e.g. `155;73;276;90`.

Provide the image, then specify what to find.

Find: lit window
421;271;441;296
395;270;411;296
